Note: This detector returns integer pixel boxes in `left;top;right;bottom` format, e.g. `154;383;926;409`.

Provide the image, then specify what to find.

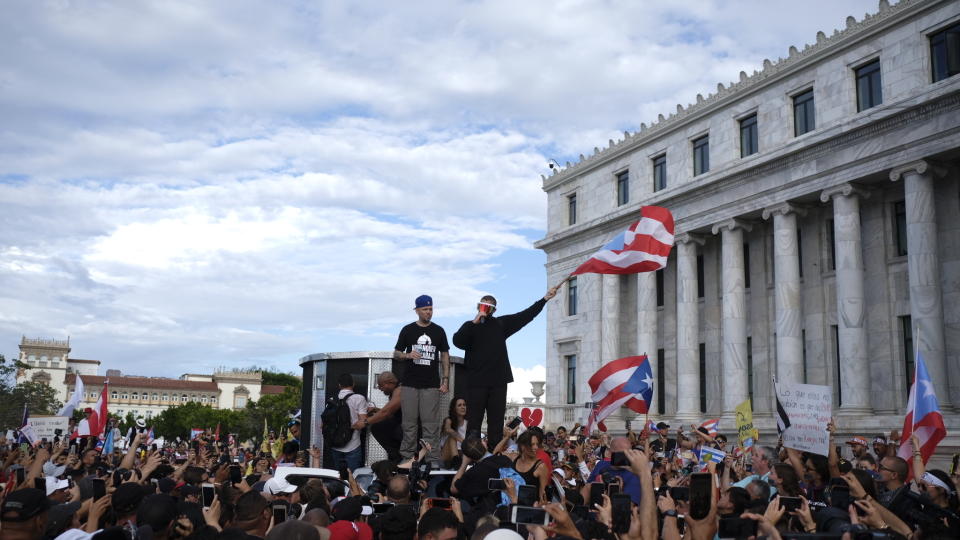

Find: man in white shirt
331;373;368;472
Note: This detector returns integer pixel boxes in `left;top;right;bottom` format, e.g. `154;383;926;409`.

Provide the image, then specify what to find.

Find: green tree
0;354;62;431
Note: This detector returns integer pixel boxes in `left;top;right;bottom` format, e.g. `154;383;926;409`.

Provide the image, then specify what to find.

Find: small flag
647;420;659;433
102;428;115;455
698;446;726;464
700;419;720;437
897;349;947;480
58;375;85;417
775;395;791;435
17;405;37;446
190;428;204;440
145;427;155;445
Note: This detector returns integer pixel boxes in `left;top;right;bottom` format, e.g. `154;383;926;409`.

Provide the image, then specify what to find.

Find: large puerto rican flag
897;350;946;480
585;355;654;434
572;206;674;276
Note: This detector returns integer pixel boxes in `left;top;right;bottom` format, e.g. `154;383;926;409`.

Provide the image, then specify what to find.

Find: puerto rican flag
647;420;659;433
897;350;947;480
78;380;109;438
585;355;654;435
571;206;674;276
700;419;720;437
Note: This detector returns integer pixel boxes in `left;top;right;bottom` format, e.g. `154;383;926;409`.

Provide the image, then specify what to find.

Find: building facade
15;337;286;420
535;0;960;452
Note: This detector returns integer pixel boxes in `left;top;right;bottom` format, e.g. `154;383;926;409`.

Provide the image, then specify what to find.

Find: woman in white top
440;398;467;467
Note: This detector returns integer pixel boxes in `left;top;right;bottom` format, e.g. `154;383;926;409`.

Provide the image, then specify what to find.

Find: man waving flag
572;206;674;276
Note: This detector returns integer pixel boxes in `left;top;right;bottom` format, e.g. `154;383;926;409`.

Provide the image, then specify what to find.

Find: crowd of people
3;291;959;539
2;412;959;539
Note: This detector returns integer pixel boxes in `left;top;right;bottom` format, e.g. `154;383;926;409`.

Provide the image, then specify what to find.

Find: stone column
821;183;871;413
601;274;620;366
890;161;952;409
762;203;806;384
636;272;658;360
712;219;752;415
637;271;658;410
675;234;704;418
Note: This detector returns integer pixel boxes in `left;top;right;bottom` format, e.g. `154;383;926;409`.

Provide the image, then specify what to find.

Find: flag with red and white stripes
584;355;654;434
897;350;946;480
571;206;674;276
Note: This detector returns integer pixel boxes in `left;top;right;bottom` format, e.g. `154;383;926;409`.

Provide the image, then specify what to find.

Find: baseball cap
112;482;146;514
1;488;51;522
873;435;888;444
846;436;868;446
415;295;433;309
45;477;70;496
43;461;67;478
331;496;373;522
264;477;297;495
45;501;82;537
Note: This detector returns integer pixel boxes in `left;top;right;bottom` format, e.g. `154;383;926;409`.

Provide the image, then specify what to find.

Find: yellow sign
735;399;759;447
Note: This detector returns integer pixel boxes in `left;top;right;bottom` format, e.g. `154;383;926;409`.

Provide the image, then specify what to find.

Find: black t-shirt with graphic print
394;322;450;389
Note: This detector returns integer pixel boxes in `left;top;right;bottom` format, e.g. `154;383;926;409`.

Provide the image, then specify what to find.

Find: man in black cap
392;294;450;464
113;482;146;529
453;286;558;445
135;494;179;538
44;501;82;539
649;422;676;454
0;488;51;540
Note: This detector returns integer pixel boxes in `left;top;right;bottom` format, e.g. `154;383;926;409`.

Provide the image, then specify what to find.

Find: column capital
820;182;871;203
675;232;705;246
762;202;807;220
711;218;753;236
889;159;947;182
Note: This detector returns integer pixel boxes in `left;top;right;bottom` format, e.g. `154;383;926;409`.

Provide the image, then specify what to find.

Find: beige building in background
16;337;287;419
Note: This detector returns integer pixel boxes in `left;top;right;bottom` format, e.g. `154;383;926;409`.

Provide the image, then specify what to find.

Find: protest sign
26;416;70;440
734;399;759;448
774;380;832;456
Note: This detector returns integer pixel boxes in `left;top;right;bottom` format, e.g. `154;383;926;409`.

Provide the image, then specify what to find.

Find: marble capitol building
535;0;960;457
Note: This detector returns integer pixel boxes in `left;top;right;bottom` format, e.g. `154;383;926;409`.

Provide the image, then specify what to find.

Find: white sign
27;416;70;440
775;381;832;456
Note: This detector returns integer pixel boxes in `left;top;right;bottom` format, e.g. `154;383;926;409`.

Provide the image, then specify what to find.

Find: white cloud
508;364;547;404
0;0;883;374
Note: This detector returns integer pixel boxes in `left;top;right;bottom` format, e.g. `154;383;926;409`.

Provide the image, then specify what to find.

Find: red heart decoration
520;407;543;427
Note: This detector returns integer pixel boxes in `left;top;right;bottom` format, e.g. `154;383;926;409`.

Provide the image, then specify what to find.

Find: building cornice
539;0;943;191
535;86;960;254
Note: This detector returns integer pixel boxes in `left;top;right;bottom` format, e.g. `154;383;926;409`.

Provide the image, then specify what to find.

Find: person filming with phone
453;286;559;445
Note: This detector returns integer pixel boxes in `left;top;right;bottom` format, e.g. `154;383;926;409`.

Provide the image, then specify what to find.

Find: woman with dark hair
771;462;803;497
440;398;467;466
513;430;549;503
920;469;960;513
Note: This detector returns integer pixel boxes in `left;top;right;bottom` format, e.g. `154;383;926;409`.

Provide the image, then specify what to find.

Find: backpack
321;392;355;448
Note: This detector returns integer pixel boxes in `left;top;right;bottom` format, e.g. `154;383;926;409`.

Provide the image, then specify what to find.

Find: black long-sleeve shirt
452;298;547;387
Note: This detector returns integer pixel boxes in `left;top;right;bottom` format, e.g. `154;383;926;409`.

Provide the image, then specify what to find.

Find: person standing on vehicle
453;286;558;445
392;294;450;464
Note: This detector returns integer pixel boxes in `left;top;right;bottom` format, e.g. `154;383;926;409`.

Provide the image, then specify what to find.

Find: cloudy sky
1;0;880;401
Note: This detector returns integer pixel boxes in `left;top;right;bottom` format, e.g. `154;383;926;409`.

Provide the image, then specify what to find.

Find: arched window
112;391;118;400
121;392;128;400
162;393;168;401
201;396;207;403
152;393;158;401
131;392;138;400
210;395;217;404
182;394;188;402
